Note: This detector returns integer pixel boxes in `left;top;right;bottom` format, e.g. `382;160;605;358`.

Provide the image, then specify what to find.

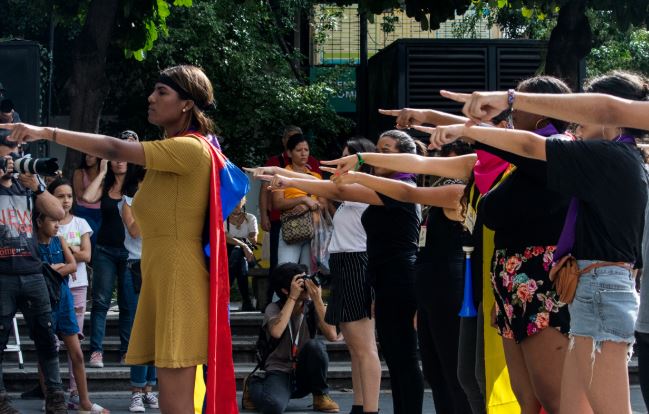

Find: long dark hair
47;177;73;197
379;130;427;156
516;75;572;133
122;165;146;198
584;70;649;138
345;137;376;174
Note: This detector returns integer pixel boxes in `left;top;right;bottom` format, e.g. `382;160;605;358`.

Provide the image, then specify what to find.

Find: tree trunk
63;0;119;178
544;0;592;90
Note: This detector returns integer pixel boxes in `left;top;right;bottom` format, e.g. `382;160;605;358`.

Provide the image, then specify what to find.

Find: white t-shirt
58;216;93;288
328;201;368;253
224;213;258;239
118;196;142;260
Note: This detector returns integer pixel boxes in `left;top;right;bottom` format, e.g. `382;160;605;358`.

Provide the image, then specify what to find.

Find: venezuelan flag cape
193;134;248;414
480;166;519;413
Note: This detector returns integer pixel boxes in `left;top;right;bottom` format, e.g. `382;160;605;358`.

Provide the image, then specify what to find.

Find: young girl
36;210;109;414
48;178;94;408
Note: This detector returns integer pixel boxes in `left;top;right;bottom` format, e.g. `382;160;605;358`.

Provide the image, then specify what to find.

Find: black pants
416;259;473;414
249;339;330;414
0;274;63;393
228;246;251;303
636;331;649;410
266;220;282;304
374;262;424;414
457;306;486;414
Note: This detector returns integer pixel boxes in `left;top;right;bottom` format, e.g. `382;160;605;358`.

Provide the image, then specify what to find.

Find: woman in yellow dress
0;65;229;414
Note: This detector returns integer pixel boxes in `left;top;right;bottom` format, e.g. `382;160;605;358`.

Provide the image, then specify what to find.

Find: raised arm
328;169;463;210
322;152;476;180
441;90;649;131
0;123;145;165
81;159;107;204
379;108;469;129
245;166;321;181
421;124;547;161
261;175;383;206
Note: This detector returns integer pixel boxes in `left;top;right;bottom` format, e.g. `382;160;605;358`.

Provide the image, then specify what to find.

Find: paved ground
6;387;649;414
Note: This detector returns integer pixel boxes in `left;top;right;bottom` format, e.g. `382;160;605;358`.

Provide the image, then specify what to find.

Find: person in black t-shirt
0;136;69;413
253;130;427;414
83;131;140;368
432;70;648;414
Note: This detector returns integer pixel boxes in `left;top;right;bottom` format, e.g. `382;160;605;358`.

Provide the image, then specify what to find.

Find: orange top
282;165;322;199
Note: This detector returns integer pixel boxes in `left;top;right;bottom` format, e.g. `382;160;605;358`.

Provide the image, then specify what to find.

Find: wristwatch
34;183;46;195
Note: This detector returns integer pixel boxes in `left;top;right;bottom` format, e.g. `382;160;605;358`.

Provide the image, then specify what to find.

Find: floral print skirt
491;246;570;343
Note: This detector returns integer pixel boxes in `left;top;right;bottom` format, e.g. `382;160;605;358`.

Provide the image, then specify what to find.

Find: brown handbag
280;206;314;244
549;256;633;304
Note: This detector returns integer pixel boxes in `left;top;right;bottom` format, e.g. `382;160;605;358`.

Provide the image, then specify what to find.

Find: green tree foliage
103;0;352;165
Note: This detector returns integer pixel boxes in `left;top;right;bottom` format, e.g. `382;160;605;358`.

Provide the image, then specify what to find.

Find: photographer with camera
245;262;340;413
0;83;20;139
0;135;68;414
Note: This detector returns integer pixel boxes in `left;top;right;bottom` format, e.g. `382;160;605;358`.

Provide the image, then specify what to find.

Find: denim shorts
52;281;81;338
569;260;639;345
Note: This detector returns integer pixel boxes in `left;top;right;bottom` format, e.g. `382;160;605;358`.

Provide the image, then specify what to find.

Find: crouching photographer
0;135;68;414
244;262;340;413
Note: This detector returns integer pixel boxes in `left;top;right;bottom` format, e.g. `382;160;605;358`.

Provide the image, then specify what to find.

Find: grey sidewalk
6;387;649;414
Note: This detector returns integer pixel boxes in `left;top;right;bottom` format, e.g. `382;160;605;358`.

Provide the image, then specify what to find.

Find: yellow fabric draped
482;227;520;413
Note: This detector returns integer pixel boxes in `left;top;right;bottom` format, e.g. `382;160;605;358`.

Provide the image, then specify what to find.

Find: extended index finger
0;123;15;130
320;158;342;166
440;90;471;103
378;109;401;117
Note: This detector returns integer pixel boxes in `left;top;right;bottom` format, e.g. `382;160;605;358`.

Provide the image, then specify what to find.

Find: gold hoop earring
534;118;547;130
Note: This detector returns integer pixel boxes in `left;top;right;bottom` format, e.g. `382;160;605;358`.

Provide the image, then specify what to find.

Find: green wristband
353;153;365;171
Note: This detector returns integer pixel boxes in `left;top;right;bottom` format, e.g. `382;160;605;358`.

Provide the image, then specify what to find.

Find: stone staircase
3;309;639;393
3;309;391;392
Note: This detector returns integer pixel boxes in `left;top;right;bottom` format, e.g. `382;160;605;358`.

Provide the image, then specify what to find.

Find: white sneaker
88;351;104;368
143;392;159;409
129;392;145;413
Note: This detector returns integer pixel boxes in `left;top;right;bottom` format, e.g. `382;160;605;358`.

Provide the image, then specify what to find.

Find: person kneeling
248;263;340;413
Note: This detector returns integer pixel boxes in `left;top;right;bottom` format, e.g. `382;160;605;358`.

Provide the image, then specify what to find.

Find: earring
182;108;187;113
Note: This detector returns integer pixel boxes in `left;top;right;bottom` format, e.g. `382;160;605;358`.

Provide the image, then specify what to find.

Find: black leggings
374;264;424;414
416;259;473;414
636;331;649;410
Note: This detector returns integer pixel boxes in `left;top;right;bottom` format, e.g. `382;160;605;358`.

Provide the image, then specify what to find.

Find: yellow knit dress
125;136;212;368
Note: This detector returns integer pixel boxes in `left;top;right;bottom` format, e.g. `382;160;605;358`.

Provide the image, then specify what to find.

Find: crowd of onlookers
4;65;649;414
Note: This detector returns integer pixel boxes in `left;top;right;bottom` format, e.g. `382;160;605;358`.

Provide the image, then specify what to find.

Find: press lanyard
464;165;516;234
287;306;306;371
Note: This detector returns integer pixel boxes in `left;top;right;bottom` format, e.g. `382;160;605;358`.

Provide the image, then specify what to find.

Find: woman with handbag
249;137;383;414
255;130;426;414
434;70;648;414
225;196;258;311
273;134;325;271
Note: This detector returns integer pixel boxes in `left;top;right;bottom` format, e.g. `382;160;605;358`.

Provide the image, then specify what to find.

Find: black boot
45;390;67;414
0;393;19;414
350;405;363;414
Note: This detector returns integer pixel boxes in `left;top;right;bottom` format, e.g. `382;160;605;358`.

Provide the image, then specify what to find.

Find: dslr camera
0;153;60;176
300;271;328;289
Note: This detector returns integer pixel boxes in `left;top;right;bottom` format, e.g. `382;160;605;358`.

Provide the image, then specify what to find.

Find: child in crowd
36;210;109;414
48;177;93;406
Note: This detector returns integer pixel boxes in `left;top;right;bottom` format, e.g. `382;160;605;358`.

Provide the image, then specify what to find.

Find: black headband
157;74;214;111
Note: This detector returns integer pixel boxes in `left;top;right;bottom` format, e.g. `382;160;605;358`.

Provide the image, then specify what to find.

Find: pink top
76;169;101;209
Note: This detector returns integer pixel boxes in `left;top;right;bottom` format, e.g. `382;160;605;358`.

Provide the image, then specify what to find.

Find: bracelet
51;127;58;143
353;153;365;171
507;89;515;111
288;295;299;301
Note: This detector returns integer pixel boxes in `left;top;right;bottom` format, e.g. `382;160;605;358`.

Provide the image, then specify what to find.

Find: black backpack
253;301;317;373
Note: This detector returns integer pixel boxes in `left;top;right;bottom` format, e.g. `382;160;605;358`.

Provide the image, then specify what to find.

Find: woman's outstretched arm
441;90;649;131
0;123;145;165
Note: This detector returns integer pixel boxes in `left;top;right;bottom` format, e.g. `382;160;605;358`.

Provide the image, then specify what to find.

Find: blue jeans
90;245;134;354
0;274;63;392
124;265;157;387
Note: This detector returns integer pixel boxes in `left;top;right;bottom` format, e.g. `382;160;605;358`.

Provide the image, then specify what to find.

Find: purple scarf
553;134;636;261
390;172;417;182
